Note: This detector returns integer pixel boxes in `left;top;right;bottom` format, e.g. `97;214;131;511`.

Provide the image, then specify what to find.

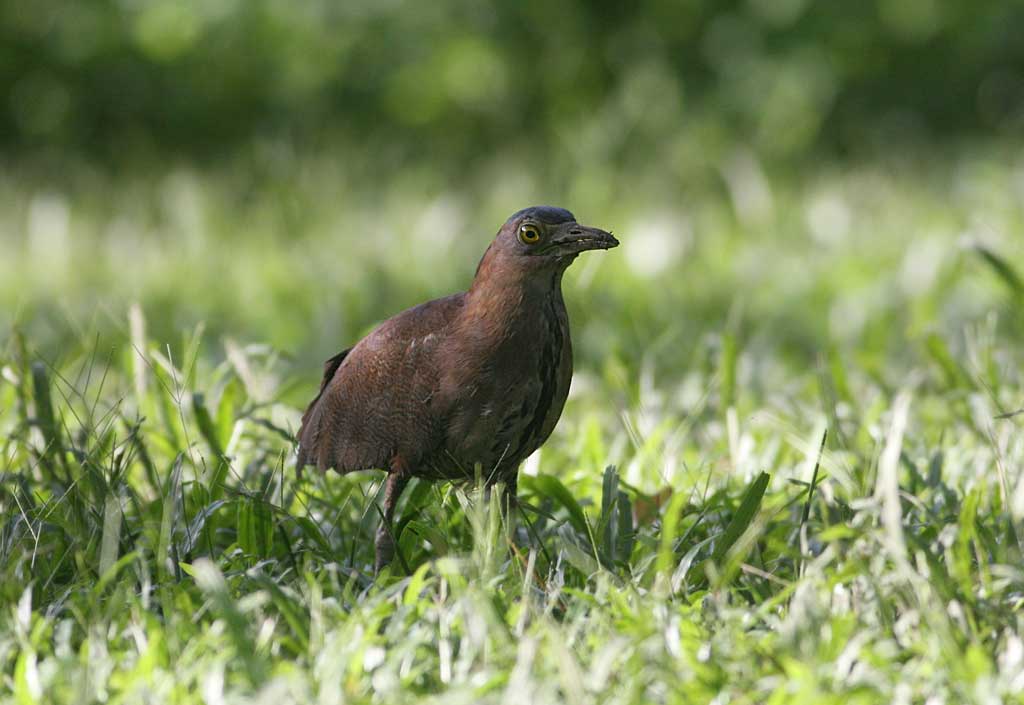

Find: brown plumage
296;206;618;570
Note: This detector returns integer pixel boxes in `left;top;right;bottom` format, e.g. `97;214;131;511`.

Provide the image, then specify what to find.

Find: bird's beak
549;223;619;255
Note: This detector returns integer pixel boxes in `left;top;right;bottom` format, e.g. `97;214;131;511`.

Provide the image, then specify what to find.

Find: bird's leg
375;466;409;574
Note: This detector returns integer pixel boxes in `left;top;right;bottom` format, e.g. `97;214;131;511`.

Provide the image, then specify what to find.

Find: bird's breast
429;290;573;482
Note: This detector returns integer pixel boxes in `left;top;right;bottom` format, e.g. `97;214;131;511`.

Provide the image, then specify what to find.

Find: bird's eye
519;225;541;245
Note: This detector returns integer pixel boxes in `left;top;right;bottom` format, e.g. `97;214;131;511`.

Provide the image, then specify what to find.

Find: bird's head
483;206;619;274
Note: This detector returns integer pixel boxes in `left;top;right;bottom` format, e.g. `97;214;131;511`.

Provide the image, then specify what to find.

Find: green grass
1;143;1024;704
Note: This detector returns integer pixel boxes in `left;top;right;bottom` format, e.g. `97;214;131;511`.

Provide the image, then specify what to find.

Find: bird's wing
296;293;466;473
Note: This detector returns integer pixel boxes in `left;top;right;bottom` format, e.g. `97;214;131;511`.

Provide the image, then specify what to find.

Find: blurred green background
5;1;1024;159
2;0;1023;391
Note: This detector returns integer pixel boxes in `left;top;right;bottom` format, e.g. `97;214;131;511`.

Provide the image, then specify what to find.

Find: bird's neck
469;247;566;294
466;248;568;325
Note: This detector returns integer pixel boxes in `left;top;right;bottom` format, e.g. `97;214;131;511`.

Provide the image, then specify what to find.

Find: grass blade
98;489;123;579
712;472;771;563
520;474;587;535
156;456;183;579
192;392;230;502
30;362;66;482
973;243;1023;296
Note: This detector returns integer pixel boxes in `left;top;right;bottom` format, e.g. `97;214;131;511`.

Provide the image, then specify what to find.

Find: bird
296;206;618;571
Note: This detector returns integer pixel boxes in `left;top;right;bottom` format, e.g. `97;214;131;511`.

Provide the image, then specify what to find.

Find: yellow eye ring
519;224;541;244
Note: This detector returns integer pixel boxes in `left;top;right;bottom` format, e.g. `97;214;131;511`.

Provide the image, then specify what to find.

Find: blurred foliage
2;0;1024;175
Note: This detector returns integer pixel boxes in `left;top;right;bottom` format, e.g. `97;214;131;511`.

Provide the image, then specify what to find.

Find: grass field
1;143;1024;704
